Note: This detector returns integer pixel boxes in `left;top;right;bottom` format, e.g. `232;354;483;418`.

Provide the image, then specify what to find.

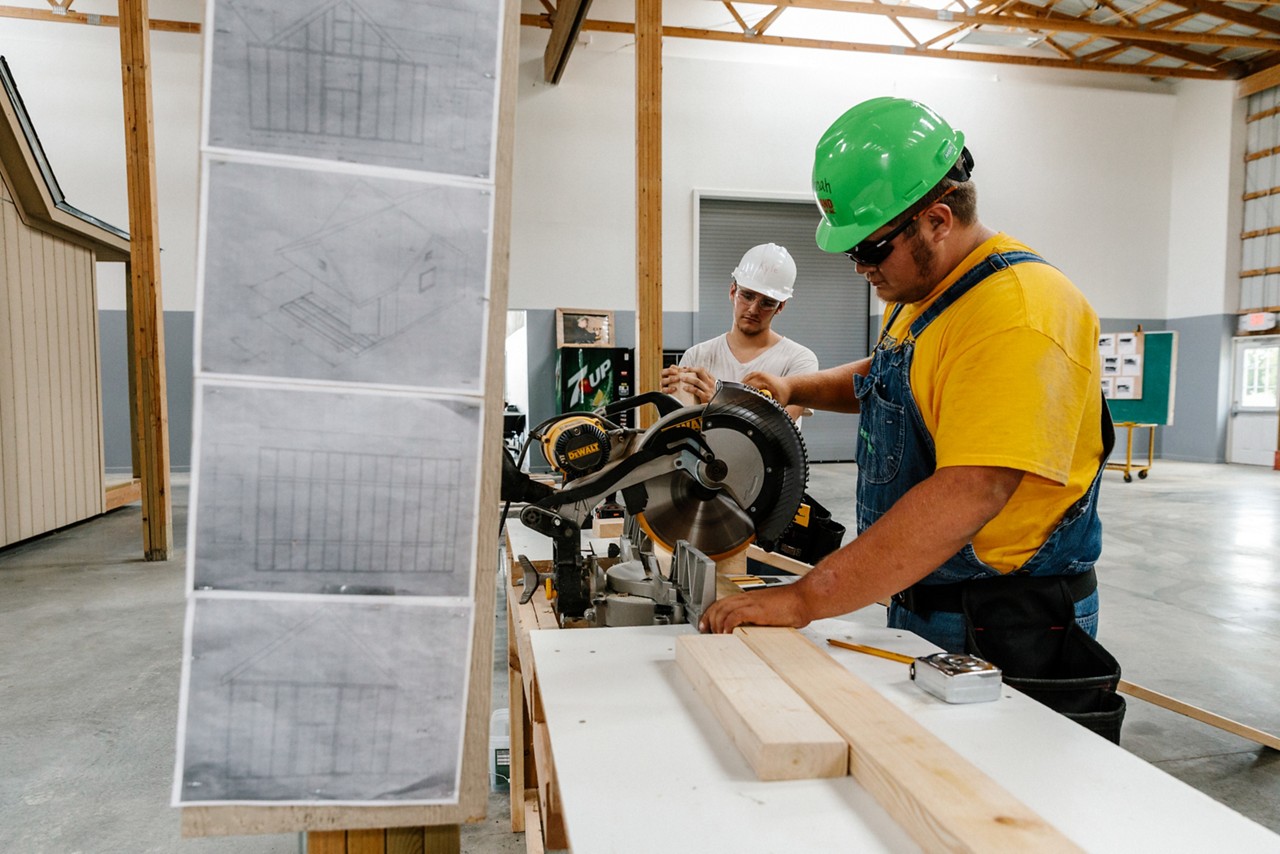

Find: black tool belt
892;567;1097;616
895;568;1125;743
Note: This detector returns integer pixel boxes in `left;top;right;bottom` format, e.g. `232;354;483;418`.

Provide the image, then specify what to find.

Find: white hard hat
732;243;796;303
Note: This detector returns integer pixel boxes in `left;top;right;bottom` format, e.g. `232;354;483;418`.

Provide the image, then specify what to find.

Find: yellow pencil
827;638;914;665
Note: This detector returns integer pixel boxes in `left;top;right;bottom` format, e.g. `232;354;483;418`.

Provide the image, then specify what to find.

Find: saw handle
599;390;686;420
517;554;547;605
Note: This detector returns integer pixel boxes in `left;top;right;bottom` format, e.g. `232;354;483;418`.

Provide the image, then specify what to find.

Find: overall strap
907;250;1049;339
874;302;907;350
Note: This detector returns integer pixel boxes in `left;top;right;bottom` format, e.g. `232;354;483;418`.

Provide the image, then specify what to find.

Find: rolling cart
1106;421;1156;482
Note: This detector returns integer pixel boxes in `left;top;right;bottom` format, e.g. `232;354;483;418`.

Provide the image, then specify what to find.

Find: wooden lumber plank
0;4;199;32
347;827;387;854
543;0;593;83
513;593;549;723
507;606;526;832
774;0;1280;50
118;0;173;560
522;790;545;854
104;478;142;510
736;627;1081;854
520;14;1228;82
591;515;624;539
386;826;425;854
307;830;348;854
422;825;460;854
1118;679;1280;750
714;547;747;576
746;544;813;576
634;0;662;423
440;0;521;824
531;721;566;850
675;634;847;781
1240;63;1280;99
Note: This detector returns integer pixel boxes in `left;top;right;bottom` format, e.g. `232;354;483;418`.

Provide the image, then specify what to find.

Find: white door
1227;336;1280;466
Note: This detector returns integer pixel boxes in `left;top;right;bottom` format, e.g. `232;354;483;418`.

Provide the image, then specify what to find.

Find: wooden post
635;0;662;426
117;0;172;559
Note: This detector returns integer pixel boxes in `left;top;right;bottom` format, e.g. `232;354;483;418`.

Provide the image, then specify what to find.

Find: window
1241;345;1279;408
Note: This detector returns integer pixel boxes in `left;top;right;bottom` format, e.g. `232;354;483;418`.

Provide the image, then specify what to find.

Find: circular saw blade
634;470;756;561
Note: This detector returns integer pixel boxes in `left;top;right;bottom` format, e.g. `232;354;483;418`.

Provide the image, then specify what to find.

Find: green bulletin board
1105;330;1178;425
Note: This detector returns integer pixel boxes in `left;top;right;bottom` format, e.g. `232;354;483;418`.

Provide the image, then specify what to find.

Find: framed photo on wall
556;308;615;348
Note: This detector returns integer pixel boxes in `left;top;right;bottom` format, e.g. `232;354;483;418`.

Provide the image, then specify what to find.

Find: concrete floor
1;460;1277;852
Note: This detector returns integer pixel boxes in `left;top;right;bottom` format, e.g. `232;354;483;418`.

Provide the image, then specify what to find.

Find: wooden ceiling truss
524;0;1280;87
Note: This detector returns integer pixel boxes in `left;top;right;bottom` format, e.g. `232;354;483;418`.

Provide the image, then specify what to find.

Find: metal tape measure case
910;653;1002;704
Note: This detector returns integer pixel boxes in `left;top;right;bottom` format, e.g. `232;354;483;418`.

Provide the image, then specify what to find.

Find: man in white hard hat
661;243;818;422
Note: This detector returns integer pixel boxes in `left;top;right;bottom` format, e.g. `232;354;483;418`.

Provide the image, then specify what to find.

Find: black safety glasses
843;185;957;267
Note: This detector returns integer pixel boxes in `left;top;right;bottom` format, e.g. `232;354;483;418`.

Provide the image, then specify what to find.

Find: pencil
827;638;914;665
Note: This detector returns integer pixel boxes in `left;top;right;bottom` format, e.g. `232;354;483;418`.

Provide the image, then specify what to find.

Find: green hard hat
812;97;969;253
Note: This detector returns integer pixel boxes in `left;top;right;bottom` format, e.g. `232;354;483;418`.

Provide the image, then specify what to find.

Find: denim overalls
853;251;1111;652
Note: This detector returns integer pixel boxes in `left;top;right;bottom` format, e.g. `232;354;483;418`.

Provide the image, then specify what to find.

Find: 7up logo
568;360;613;408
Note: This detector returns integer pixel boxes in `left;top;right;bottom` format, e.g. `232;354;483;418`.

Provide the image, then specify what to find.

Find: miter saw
501;381;809;627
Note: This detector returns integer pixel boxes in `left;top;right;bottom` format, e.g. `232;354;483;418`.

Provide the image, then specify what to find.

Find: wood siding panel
14;203;40;541
31;226;56;531
65;245;85;519
0;197;19;543
73;247;100;519
3;196;32;541
45;235;70;528
0;189;107;547
87;252;105;505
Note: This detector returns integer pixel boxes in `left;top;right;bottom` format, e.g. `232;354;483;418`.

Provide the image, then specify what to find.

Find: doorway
1227;335;1280;466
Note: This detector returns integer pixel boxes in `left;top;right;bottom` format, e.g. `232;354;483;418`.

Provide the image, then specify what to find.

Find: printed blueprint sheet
178;597;471;803
199;159;491;392
191;383;480;596
207;0;501;177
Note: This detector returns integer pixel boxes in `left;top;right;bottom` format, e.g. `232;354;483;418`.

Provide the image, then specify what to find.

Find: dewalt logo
567;443;600;461
661;416;702;433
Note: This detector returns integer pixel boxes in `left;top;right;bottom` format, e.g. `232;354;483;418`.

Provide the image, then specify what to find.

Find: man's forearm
788;359;870;413
792;465;1024;621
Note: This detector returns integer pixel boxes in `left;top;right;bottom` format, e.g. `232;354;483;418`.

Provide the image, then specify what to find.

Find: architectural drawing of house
272;192;466;346
221;612;401;780
247;0;437;145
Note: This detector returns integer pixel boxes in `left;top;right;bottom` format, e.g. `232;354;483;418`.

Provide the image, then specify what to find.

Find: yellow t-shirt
882;233;1104;572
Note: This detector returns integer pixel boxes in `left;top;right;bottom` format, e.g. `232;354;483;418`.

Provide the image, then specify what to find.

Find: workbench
503;522;1280;852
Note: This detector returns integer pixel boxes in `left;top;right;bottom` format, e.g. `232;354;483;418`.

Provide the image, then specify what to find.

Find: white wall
1;3;203;312
511;27;1183;319
1165;79;1246;320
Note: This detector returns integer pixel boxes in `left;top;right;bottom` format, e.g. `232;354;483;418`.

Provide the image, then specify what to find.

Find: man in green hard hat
702;98;1120;726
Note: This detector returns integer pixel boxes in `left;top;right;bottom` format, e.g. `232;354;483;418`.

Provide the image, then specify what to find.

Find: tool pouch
962;576;1126;743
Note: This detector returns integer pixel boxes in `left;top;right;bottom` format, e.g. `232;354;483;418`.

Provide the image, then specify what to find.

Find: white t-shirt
678;333;819;383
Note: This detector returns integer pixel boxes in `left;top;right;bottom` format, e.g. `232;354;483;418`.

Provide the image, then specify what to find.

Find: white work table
528;614;1280;853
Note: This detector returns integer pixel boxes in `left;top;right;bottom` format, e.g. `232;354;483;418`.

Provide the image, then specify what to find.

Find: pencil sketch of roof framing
522;0;1280;87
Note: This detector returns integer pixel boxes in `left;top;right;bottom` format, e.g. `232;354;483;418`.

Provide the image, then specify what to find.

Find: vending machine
556;347;634;427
